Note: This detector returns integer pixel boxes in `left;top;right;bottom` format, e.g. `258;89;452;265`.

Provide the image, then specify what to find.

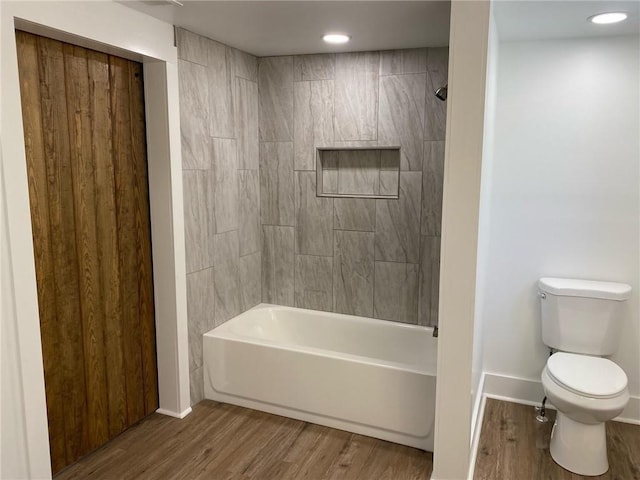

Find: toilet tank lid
539;277;631;301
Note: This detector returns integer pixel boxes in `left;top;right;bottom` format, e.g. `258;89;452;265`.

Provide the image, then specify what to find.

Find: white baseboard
467;373;487;480
466;372;640;478
470;372;486;441
618;399;640;425
483;372;640;425
156;407;192;419
483;372;545;406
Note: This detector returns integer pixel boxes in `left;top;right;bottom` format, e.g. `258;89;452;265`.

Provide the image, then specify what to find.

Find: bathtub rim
203;303;438;376
234;303;436;333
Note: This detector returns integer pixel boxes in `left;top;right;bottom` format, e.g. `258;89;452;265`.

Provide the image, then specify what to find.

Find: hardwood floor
474;398;640;480
55;400;433;479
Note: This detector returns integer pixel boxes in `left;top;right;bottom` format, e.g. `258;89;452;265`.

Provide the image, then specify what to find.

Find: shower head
435;84;447;102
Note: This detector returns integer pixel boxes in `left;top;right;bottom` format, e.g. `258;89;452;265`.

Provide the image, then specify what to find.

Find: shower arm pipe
435;84;448;101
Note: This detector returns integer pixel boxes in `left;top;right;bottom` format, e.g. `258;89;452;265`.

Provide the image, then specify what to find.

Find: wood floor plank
189;409;266;476
55;401;434;480
132;405;246;479
354;439;428;480
240;417;306;478
283;422;325;463
325;434;378;480
474;398;640;480
284;426;353;479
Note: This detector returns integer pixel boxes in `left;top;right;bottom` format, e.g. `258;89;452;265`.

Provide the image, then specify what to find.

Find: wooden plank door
15;30;158;475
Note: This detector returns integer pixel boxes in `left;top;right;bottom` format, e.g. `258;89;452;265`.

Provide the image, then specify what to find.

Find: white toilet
538;277;631;476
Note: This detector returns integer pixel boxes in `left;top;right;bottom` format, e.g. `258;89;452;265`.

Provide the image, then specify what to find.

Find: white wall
1;156;31;480
467;13;499;479
471;10;499;424
479;35;640;412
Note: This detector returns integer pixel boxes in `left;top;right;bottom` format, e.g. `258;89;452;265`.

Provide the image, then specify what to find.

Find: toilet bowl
541;352;629;476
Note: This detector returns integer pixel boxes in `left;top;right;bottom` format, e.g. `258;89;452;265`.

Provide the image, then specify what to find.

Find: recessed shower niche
316;147;401;199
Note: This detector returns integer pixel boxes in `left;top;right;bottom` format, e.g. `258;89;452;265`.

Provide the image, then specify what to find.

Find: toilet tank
539;277;631;356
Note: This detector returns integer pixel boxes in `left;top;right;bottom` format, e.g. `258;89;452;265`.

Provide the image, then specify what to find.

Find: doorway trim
1;3;190;477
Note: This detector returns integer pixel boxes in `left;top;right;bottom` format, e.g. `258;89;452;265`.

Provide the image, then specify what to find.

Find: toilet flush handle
538;291;546;300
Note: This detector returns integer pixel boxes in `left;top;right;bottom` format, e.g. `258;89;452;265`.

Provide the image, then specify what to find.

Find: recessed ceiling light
589;12;628;24
322;33;350;44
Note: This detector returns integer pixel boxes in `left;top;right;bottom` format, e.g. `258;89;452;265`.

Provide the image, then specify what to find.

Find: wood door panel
16;30;158;474
90;50;129;440
87;48;114;451
110;56;146;426
16;31;70;474
63;42;111;453
128;60;158;416
37;36;90;467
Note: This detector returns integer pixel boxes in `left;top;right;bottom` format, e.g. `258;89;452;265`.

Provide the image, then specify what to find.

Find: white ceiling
121;1;451;57
494;1;640;42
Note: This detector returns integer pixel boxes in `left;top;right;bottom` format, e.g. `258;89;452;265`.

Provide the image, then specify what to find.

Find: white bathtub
203;304;437;451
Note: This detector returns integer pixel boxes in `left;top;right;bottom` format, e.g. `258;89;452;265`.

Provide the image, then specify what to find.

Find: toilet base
550;412;608;476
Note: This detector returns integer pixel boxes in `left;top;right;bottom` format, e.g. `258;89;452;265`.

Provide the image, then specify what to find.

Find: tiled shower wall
258;49;448;326
177;29;261;404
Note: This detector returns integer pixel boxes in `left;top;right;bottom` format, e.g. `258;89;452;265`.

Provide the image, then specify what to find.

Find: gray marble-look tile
259;56;294;142
380;149;401;170
380;48;428;75
294;80;334;170
422;141;445;236
333;230;374;316
321;150;339;169
235;78;259;169
378;74;426;171
322;169;338;194
334;52;379;141
178;59;210;170
333;140;380;148
187;268;215;372
229;47;258;82
239;251;261;311
294;54;335;81
176;28;208;65
183;170;213;273
295;255;333;311
425;48;449;142
295;171;333;256
374;262;418;323
334;198;375;232
262;225;294;305
213;231;241;325
238;169;260;256
260;142;295;226
375;171;422;263
190;366;204;405
379;170;400;197
210;138;238;233
337;150;380;196
207;40;234;138
319;151;338;194
419;235;441;327
427;47;449;73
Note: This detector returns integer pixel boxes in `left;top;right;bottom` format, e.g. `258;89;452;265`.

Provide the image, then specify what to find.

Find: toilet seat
546;352;627;399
